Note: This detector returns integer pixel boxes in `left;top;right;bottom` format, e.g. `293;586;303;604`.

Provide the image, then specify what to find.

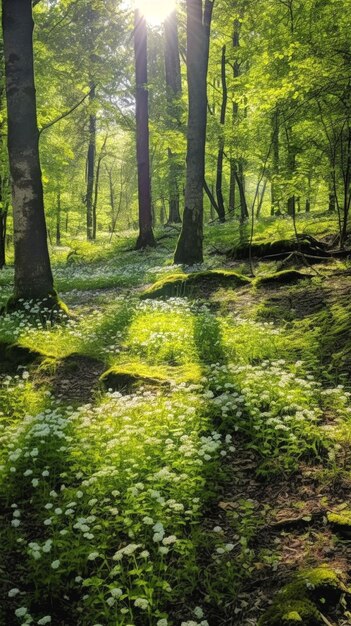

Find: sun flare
136;0;176;25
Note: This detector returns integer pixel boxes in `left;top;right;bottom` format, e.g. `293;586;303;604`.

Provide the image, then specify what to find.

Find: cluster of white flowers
2;272;349;626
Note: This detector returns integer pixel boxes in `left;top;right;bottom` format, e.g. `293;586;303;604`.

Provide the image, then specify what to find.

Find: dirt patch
199;437;351;626
49;354;105;403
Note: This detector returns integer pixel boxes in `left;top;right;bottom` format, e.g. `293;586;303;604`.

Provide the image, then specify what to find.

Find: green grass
0;210;350;625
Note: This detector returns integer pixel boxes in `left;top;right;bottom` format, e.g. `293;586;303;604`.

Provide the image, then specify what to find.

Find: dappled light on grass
1;214;351;624
127;299;197;366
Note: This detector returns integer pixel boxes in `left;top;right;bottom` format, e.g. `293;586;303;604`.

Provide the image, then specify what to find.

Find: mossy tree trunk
134;10;156;249
164;9;182;224
2;0;54;299
174;0;213;265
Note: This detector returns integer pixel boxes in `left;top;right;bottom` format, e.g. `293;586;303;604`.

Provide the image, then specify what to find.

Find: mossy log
0;341;47;371
258;599;322;626
327;510;351;538
100;366;170;391
258;566;349;626
226;236;330;261
255;270;311;288
141;269;251;299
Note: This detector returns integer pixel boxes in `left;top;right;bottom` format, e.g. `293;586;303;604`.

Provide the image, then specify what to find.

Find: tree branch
39;89;93;136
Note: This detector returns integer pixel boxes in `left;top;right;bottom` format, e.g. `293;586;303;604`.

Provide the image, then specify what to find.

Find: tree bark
0;41;8;269
228;18;240;217
92;135;107;240
234;160;248;221
341;125;351;244
0;210;6;269
2;0;54;300
271;108;280;216
86;83;96;241
256;178;267;218
287;149;296;216
204;178;220;218
215;45;227;223
164;9;182;224
174;0;213;264
134;10;156;249
56;189;61;246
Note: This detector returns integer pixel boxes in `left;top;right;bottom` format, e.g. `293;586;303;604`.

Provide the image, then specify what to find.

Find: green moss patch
327;510;351;538
101;363;171;391
101;362;203;390
259;599;322;626
141;270;251;299
0;341;51;373
258;566;349;626
255;270;311;288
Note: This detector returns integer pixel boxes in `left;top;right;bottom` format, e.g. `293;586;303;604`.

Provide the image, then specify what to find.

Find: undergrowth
1;212;350;625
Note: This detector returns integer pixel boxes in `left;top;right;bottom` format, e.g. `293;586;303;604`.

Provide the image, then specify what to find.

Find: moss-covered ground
1;212;351;625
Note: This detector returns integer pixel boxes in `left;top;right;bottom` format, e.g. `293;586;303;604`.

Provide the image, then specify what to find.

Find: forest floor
2;213;351;626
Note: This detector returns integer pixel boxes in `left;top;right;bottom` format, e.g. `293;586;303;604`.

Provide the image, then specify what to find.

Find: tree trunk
2;0;54;300
0;41;8;270
271;108;280;216
174;0;213;265
164;9;182;224
235;160;248;221
204;178;220;218
107;165;116;231
92;135;107;241
286;125;296;217
86;83;96;241
229;159;236;214
287;149;296;216
0;210;6;269
287;195;295;216
341;125;351;244
215;45;227;223
56;189;61;246
256;178;267;218
305;174;311;212
228;18;243;219
134;10;156;249
328;190;336;212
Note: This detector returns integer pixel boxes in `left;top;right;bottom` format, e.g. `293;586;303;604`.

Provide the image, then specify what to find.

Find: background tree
164;9;183;224
134;9;156;249
174;0;214;265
